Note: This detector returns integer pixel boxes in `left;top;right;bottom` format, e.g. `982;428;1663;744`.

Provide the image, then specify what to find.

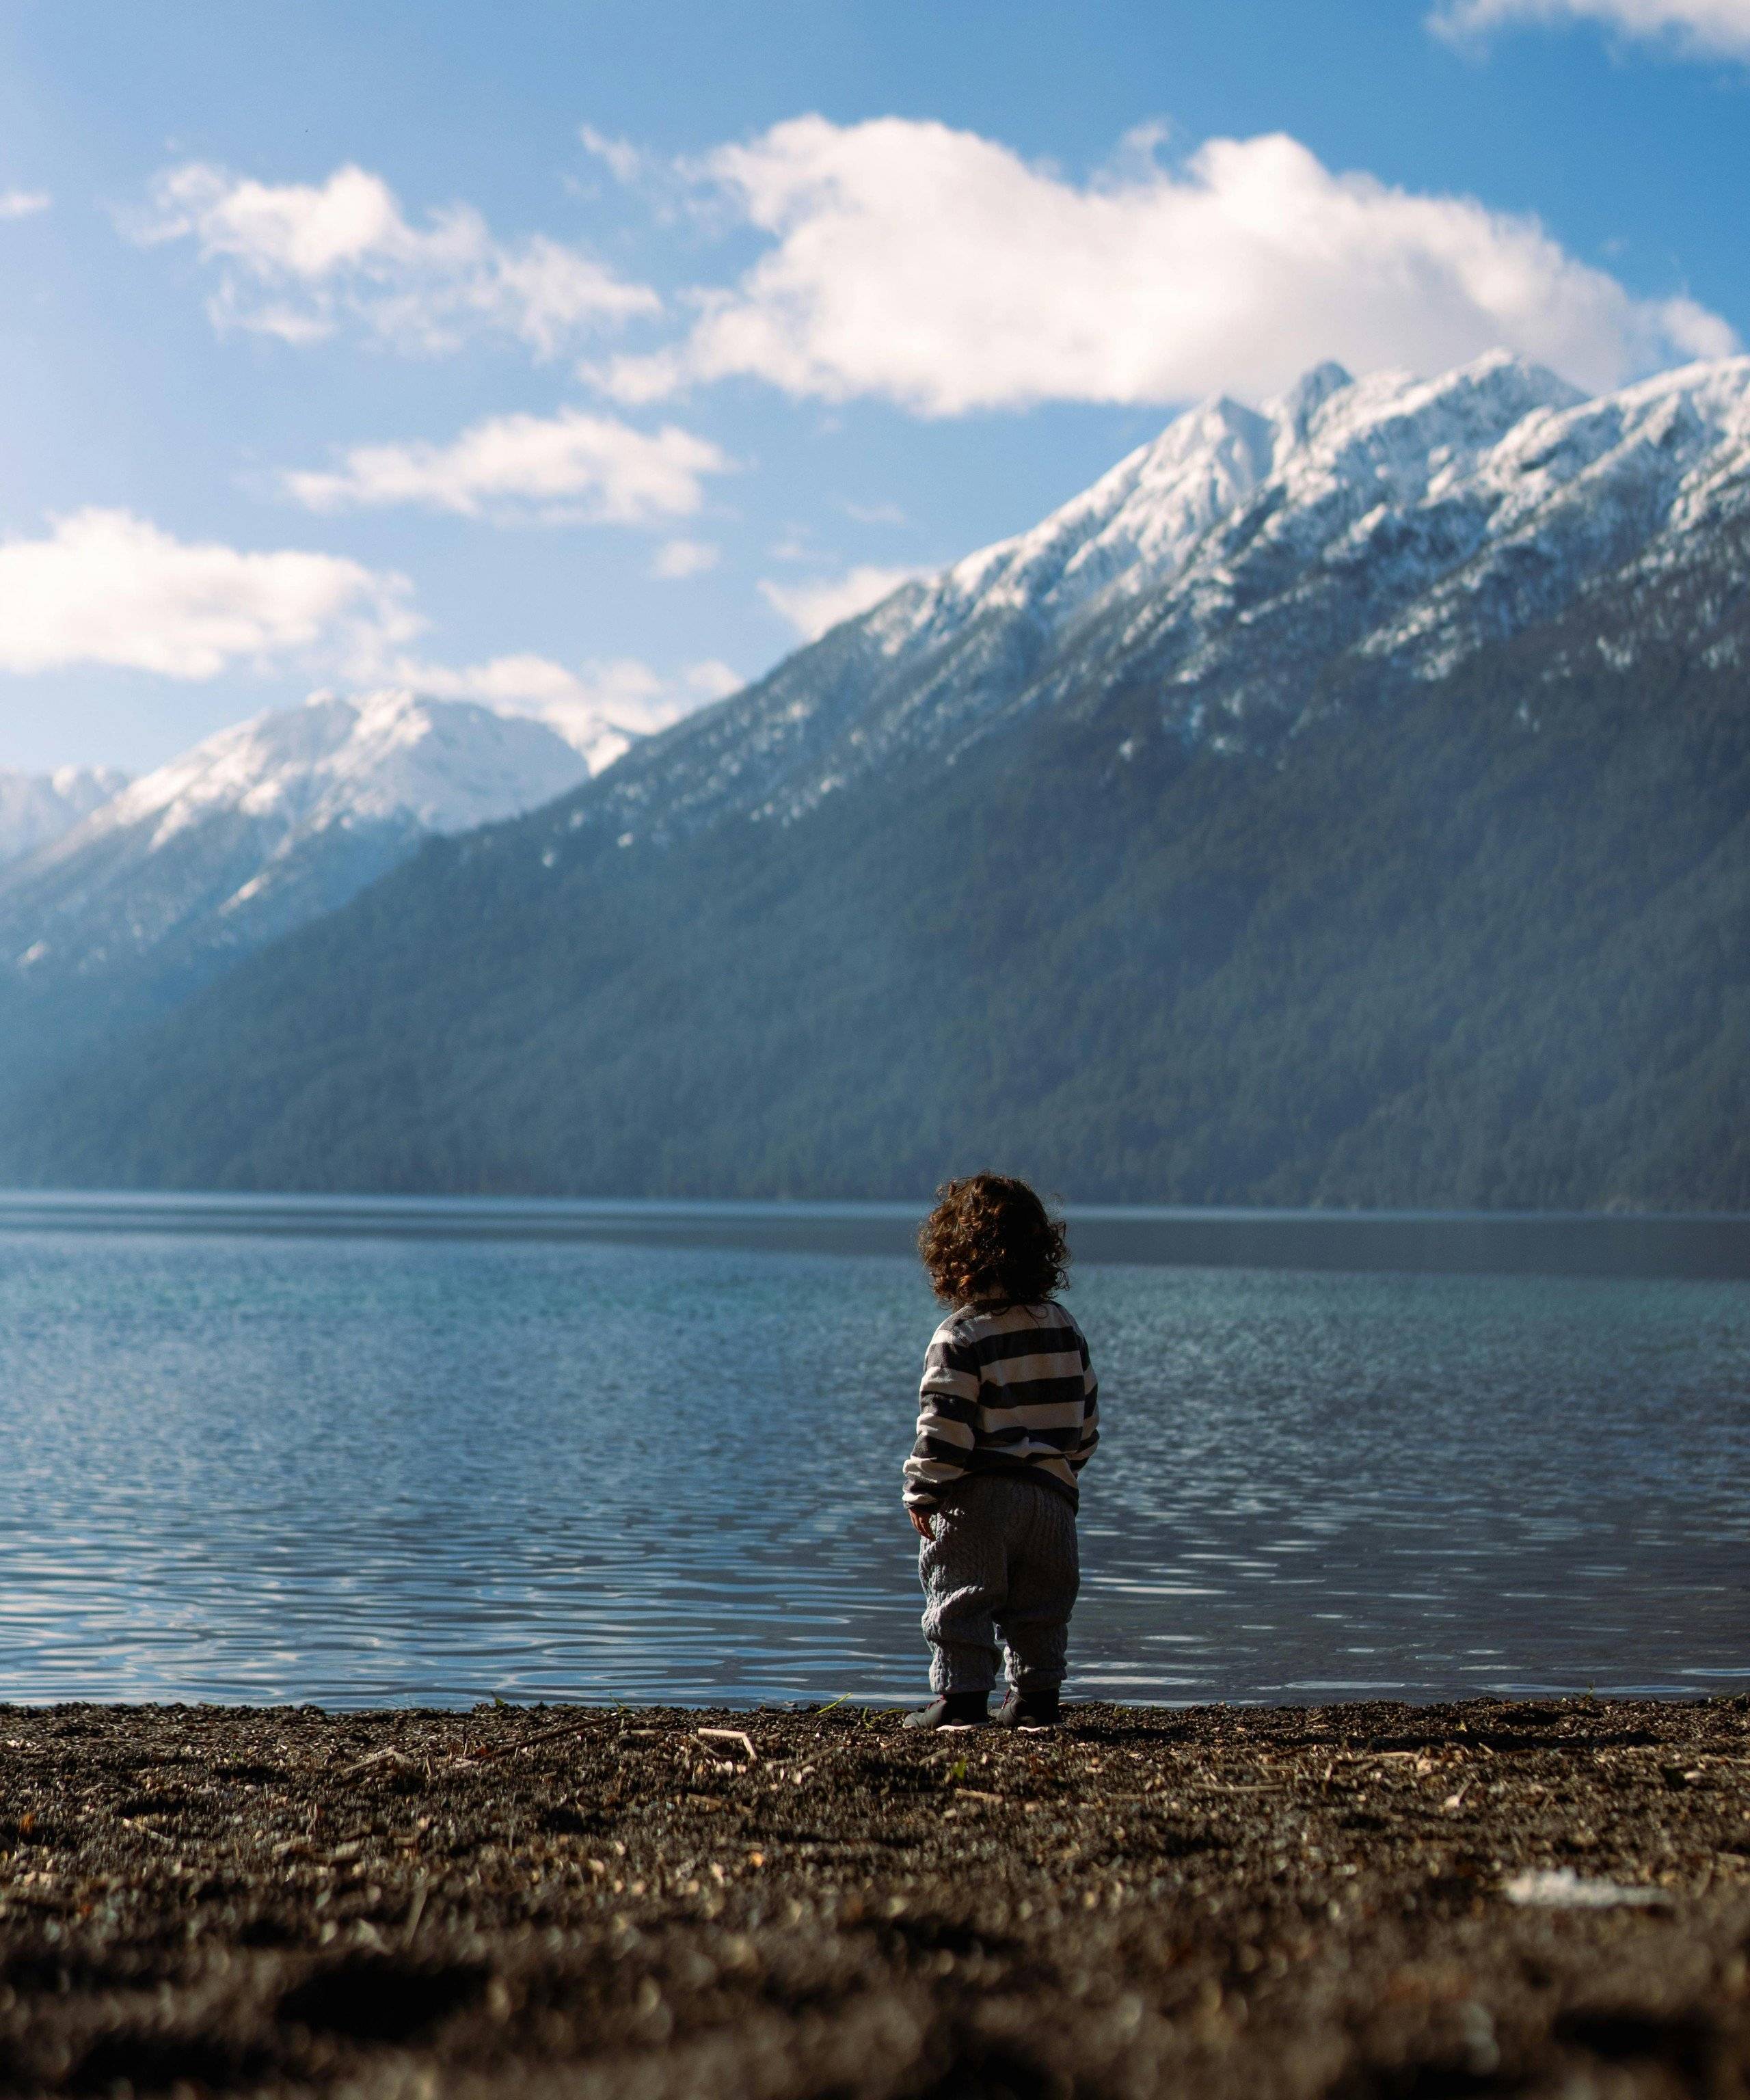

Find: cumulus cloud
650;537;720;578
0;189;49;219
373;649;742;764
283;407;732;523
0;509;412;678
1431;0;1750;54
135;161;658;354
759;563;922;641
595;117;1734;412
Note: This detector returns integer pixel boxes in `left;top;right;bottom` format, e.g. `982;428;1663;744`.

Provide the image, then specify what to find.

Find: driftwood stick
696;1728;758;1762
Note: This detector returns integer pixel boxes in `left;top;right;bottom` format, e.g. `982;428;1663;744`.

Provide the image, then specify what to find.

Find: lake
1;1198;1746;1708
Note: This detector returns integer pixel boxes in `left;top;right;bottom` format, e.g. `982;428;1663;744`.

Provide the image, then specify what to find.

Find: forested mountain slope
10;595;1748;1207
7;352;1750;1207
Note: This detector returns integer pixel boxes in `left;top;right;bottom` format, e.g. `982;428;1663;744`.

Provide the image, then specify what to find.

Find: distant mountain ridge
0;766;129;863
0;688;590;983
8;351;1750;1207
0;690;592;1095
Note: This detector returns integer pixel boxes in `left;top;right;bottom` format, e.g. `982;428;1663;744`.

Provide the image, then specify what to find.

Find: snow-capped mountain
0;690;588;989
0;766;128;863
10;349;1750;1208
561;349;1750;844
96;686;591;850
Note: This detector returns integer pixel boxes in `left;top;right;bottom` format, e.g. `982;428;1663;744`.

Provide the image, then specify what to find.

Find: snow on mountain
97;688;588;852
0;690;589;983
1356;355;1750;679
902;390;1278;637
10;347;1750;1066
521;702;641;779
854;352;1582;670
549;349;1750;850
0;766;128;863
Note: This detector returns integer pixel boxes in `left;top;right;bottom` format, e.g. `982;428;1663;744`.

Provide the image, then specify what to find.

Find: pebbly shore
1;1696;1747;2097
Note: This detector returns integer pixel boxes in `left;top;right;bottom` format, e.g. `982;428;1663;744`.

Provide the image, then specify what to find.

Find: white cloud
579;126;645;185
1431;0;1750;55
595;117;1734;412
759;563;922;641
682;659;744;699
366;650;742;767
842;498;908;526
0;189;49;220
284;407;732;523
136;161;658;355
651;537;720;578
0;509;412;678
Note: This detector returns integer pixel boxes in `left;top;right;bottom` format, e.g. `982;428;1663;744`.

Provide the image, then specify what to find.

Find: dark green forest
6;582;1749;1210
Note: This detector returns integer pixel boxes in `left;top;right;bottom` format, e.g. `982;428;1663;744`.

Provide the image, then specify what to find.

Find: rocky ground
1;1697;1748;2098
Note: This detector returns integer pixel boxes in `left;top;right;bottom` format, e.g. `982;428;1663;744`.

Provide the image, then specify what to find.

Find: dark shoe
993;1685;1060;1729
902;1691;989;1731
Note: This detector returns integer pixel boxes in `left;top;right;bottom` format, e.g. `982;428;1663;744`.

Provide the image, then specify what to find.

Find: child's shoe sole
902;1695;990;1732
993;1693;1061;1730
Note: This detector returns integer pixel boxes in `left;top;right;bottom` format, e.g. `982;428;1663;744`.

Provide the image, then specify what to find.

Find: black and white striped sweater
902;1300;1100;1514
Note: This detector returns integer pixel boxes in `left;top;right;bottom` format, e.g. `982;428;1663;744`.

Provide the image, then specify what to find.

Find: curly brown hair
917;1173;1070;1308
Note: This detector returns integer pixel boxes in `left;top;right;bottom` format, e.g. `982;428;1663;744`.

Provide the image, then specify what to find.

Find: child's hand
908;1507;935;1540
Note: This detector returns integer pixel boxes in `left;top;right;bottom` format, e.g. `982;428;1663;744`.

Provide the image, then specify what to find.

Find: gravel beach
1;1695;1747;2098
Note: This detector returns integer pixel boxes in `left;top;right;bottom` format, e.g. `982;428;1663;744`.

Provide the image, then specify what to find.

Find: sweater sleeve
902;1323;982;1512
1067;1328;1100;1475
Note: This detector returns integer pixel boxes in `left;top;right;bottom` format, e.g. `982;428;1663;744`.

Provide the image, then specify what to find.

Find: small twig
117;1816;176;1846
338;1748;418;1779
696;1729;757;1762
403;1876;430;1947
459;1719;597;1766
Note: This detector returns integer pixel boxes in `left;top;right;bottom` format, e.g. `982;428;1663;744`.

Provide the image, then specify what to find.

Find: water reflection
0;1223;1745;1707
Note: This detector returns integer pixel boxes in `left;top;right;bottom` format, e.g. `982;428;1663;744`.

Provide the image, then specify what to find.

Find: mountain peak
1425;347;1584;418
94;688;589;855
0;690;596;996
917;386;1276;638
1269;358;1354;444
0;765;128;865
560;348;1750;852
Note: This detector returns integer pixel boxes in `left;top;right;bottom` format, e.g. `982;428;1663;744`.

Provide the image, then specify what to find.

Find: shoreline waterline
3;1186;1749;1278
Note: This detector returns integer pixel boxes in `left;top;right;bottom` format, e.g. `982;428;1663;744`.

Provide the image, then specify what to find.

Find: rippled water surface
1;1218;1746;1706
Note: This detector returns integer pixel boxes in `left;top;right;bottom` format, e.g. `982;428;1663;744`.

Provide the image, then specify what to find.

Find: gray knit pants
918;1475;1079;1695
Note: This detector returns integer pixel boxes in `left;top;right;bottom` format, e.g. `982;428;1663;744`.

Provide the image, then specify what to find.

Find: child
902;1174;1099;1731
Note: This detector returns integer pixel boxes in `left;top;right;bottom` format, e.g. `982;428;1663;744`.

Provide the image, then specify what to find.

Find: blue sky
0;0;1746;773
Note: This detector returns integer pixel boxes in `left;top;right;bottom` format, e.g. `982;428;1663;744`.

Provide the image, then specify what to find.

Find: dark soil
1;1697;1748;2098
